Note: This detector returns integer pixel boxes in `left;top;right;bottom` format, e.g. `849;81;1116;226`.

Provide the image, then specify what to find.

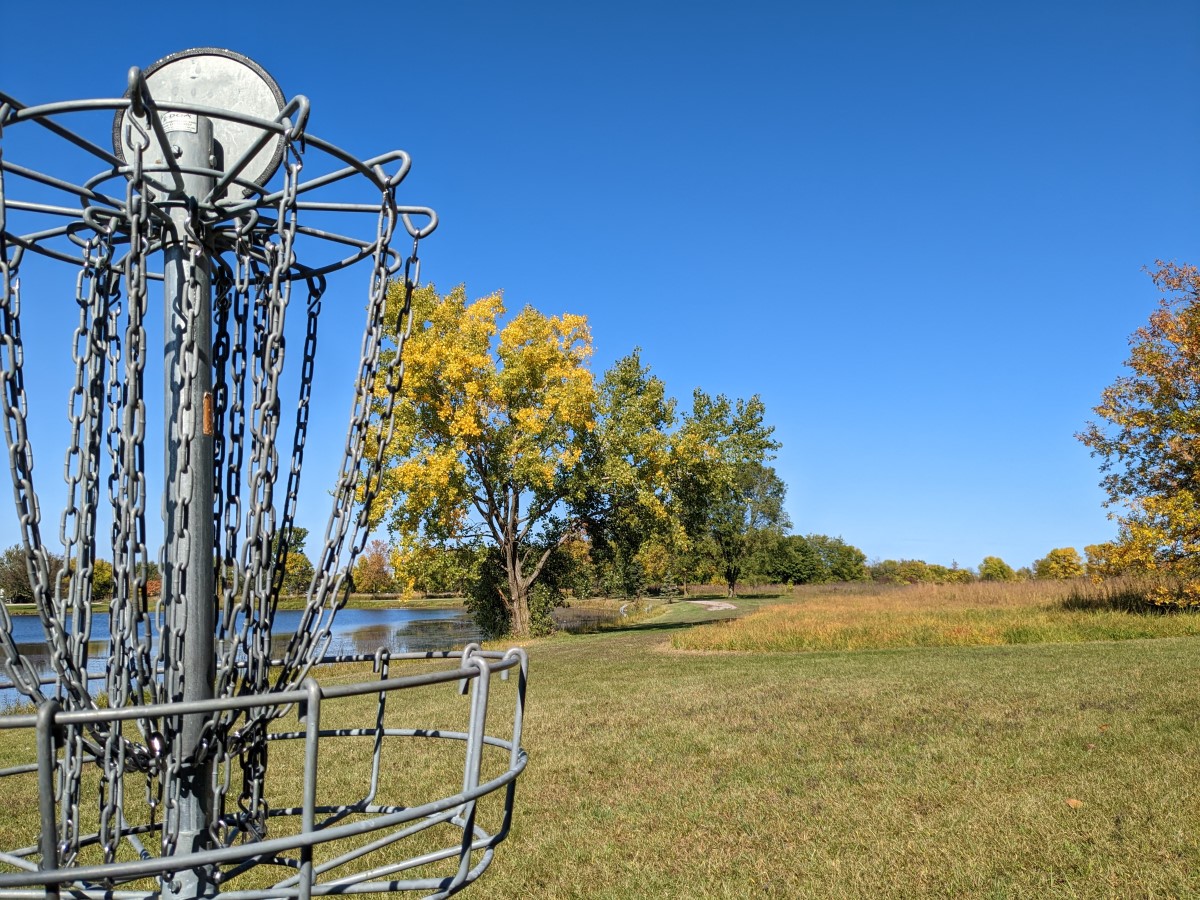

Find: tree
0;545;69;602
670;391;785;597
578;350;677;599
1078;261;1200;597
374;284;596;637
743;533;868;585
1083;541;1127;578
806;534;869;583
399;544;480;596
765;534;824;584
352;539;395;594
870;559;931;584
742;529;790;585
0;545;32;603
272;527;315;594
1033;547;1085;580
92;559;115;600
869;558;973;585
978;556;1017;581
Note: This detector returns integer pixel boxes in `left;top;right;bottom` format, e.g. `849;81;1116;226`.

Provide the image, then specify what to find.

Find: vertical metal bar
493;648;528;843
506;649;528;772
36;701;61;900
300;678;322;900
451;658;490;891
462;660;490;797
162;113;216;900
364;653;389;806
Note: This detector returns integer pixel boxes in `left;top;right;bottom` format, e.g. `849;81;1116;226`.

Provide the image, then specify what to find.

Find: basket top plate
111;47;286;192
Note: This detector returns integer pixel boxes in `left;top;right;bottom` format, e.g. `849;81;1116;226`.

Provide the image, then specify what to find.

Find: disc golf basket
0;49;527;899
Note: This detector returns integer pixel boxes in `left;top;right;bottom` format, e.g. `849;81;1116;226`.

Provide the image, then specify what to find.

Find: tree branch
519;524;577;589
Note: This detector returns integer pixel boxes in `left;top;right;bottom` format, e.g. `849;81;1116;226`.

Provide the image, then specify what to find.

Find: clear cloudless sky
1;0;1198;571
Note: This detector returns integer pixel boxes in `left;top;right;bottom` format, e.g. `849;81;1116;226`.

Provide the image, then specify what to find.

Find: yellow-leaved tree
1078;261;1200;606
371;284;596;637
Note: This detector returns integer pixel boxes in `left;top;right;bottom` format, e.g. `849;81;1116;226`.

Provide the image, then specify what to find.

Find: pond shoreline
2;594;468;614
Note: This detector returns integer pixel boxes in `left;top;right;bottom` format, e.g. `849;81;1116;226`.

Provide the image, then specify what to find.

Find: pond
0;606;483;709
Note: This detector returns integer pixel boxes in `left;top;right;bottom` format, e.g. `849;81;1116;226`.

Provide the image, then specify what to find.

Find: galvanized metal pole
161;113;217;900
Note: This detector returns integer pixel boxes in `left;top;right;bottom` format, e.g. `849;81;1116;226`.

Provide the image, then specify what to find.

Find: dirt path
687;600;736;611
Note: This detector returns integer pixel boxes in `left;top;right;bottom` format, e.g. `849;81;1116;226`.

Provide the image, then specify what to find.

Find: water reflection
0;606;482;708
551;605;626;633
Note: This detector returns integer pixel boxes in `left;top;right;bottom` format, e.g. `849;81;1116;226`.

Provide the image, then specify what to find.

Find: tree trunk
506;564;532;638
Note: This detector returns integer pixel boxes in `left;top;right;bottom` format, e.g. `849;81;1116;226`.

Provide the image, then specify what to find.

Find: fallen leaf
1085;743;1096;751
1099;724;1111;732
1065;798;1084;809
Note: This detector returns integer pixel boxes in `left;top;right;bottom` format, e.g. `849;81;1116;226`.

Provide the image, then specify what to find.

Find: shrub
1063;575;1200;613
464;544;568;639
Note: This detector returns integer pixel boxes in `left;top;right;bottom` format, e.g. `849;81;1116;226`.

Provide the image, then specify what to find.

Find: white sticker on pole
162;111;198;134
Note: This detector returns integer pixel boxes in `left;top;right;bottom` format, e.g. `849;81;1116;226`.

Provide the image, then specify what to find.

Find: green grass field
1;583;1198;898
472;587;1200;897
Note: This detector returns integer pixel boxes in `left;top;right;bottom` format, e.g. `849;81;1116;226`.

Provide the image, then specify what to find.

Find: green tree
670;392;785;597
1033;547;1085;580
978;556;1017;581
930;563;975;584
373;284;596;637
272;527;315;594
896;560;930;583
741;532;868;585
869;558;971;585
869;558;904;584
579;350;677;599
771;535;825;584
0;545;31;603
742;529;787;584
0;545;70;602
92;558;115;600
400;544;481;595
806;535;869;583
1078;261;1200;601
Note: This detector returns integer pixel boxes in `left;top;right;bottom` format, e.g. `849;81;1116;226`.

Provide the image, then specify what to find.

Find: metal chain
109;119;155;727
230;152;299;717
276;186;411;688
58;236;110;708
213;239;251;705
58;712;85;867
0;108;43;704
0;216;46;701
107;124;167;844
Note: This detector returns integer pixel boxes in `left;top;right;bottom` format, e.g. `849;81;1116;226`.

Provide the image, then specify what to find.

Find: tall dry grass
791;577;1081;609
671;578;1200;653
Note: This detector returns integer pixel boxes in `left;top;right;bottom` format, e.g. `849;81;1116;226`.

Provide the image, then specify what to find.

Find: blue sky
2;0;1198;571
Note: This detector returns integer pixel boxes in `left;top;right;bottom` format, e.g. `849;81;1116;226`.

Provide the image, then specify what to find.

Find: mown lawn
1;588;1198;898
474;594;1200;897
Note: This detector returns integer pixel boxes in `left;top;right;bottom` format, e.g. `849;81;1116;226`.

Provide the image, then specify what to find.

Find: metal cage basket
0;48;529;900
